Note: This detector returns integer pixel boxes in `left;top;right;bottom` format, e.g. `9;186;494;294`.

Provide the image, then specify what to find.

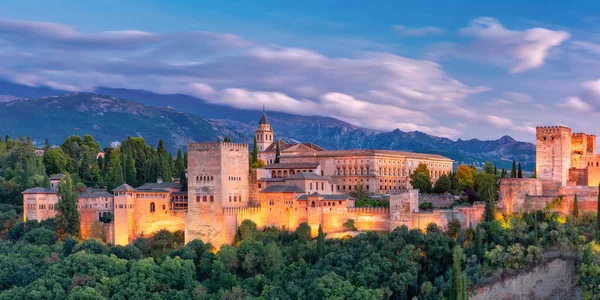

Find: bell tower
255;108;274;152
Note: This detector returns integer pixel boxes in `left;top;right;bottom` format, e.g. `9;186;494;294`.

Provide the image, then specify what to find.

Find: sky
2;0;600;142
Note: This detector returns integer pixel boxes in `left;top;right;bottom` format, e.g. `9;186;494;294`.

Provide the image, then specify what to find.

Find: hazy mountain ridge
0;80;535;169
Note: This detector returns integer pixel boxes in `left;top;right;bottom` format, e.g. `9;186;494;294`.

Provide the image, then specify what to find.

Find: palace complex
499;126;600;215
23;111;485;247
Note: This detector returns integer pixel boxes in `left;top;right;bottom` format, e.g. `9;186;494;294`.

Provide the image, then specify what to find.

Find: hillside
0;93;243;153
0;80;536;169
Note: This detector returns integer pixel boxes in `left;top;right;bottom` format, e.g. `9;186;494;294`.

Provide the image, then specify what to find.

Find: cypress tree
451;245;467;300
125;150;136;186
493;165;497;176
179;168;187;192
275;141;281;163
43;138;51;151
517;163;523;178
500;168;507;178
106;151;124;191
156;140;172;182
251;137;259;164
573;194;579;218
510;160;517;178
531;166;537;178
175;149;185;176
483;197;495;222
316;224;326;258
56;173;81;238
184;151;188;169
475;224;483;258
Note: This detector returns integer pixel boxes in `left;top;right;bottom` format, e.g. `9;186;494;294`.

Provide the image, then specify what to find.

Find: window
150;202;155;212
229;196;232;202
210;196;214;202
203;196;208;202
162;204;166;210
258;183;262;189
196;196;200;202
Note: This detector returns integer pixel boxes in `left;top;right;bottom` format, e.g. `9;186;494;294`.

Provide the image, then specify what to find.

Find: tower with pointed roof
255;108;274;152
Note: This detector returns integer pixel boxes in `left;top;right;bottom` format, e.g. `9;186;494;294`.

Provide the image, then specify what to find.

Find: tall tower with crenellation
185;141;249;247
536;126;572;186
255;109;274;152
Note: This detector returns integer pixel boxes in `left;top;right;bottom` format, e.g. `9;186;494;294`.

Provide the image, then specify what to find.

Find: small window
150;202;155;212
162;204;166;210
258;183;262;189
196;196;200;202
210;196;214;202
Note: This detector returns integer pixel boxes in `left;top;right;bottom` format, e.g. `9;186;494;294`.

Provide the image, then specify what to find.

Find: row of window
196;195;215;202
229;176;242;181
337;168;370;176
136;193;167;199
257;133;272;141
26;204;54;210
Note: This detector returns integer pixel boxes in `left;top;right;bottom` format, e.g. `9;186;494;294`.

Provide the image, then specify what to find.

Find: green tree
433;174;452;193
349;184;370;200
483;197;496;222
43;138;51;151
43;147;73;175
124;147;136;186
223;137;231;142
410;163;432;192
250;137;258;165
275;141;281;163
179;168;187;191
477;172;497;202
56;173;81;238
263;241;284;274
483;161;495;174
510;160;517;178
475;224;483;258
105;150;124;191
451;246;467;300
517;163;523;178
343;219;357;231
531;166;537;178
500;168;507;178
316;224;326;258
239;220;258;241
175;149;185;176
156;139;173;182
153;229;174;251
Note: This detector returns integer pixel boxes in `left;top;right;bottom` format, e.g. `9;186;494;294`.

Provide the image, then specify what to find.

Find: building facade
24;112;482;248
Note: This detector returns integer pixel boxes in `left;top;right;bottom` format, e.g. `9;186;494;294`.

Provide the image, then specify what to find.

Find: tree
349;184;370;200
517;163;523;178
43;138;51;151
483;197;495;222
573;194;579;218
475;224;483;258
500;168;507;178
239;220;258;241
456;165;476;191
179;168;187;192
410;163;432;193
223;137;231;142
433;174;452;193
43;147;73;175
250;158;266;169
275;141;281;163
451;246;467;300
316;224;326;258
250;137;258;165
153;229;174;250
483;161;495;174
105;150;124;191
56;173;81;238
175;149;185;176
477;172;497;203
510;160;517;178
343;219;357;231
531;166;537;178
156;139;173;182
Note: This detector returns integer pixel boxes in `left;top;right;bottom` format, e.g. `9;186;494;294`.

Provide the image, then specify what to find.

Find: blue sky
2;0;600;141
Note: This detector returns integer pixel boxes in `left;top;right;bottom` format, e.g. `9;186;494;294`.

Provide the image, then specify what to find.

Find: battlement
536;126;572;135
188;142;249;151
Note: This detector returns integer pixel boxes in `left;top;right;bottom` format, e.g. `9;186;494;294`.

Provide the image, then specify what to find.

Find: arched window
150;202;155;212
311;201;316;207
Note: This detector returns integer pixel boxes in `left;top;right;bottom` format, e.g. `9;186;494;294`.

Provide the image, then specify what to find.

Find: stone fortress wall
499;125;600;215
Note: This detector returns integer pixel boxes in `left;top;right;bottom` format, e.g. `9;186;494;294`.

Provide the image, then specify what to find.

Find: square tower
185;142;249;247
536;126;572;186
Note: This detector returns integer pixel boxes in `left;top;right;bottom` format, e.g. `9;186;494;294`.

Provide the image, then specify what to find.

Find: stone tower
255;109;274;152
185;142;250;247
113;184;135;245
536;126;572;186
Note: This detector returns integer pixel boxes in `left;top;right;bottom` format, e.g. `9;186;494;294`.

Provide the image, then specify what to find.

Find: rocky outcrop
470;258;577;300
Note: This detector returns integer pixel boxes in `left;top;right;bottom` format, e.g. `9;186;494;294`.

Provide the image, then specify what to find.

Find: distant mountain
0;80;536;169
0;93;243;153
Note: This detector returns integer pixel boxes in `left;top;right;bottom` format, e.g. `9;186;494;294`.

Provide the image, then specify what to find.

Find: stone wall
470;258;577;300
499;178;543;214
419;194;457;208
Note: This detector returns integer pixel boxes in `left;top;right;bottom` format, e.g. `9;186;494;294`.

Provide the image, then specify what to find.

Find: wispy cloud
391;25;445;37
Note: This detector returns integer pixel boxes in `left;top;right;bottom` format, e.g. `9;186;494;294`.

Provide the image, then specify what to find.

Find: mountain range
0;80;535;170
